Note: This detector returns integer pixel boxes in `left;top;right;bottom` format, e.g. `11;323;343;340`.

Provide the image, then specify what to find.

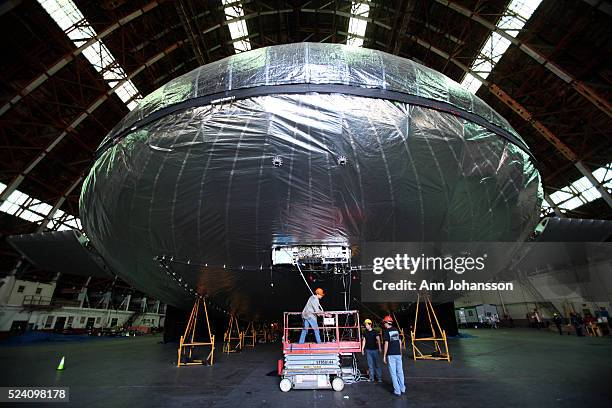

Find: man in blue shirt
298;288;325;343
382;315;406;396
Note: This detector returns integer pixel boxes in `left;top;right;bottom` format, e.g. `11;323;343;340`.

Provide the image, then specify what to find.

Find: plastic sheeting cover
100;43;527;151
80;43;542;314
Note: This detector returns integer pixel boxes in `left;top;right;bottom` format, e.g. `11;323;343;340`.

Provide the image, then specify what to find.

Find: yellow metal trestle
243;321;256;347
410;293;451;362
223;314;243;353
177;296;215;366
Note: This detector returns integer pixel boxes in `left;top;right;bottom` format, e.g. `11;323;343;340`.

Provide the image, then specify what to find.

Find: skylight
461;0;542;94
38;0;142;110
346;1;370;47
543;163;612;213
0;182;81;231
222;0;251;53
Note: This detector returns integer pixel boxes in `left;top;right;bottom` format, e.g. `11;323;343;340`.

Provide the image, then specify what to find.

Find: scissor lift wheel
331;377;344;392
279;378;292;392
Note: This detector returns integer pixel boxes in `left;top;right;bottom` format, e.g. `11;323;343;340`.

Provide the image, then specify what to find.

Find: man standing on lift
298;288;325;343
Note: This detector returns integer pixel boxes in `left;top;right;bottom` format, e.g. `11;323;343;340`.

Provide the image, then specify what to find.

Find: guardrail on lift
282;310;361;354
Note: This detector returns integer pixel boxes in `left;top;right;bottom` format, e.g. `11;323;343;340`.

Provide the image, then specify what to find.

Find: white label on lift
318;375;329;387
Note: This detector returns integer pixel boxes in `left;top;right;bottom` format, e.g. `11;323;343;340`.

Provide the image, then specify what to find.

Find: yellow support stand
410;293;451;362
223;314;243;353
586;323;597;337
243;321;256;347
177;296;215;366
256;324;267;344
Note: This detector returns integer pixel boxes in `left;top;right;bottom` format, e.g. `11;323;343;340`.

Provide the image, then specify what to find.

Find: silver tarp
80;43;542;315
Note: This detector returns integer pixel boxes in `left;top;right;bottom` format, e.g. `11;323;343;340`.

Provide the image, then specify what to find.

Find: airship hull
80;44;542;316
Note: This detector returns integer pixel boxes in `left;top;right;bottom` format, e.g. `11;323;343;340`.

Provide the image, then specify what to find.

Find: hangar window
461;0;543;94
38;0;142;110
223;1;251;53
347;2;370;47
0;181;82;232
545;162;612;212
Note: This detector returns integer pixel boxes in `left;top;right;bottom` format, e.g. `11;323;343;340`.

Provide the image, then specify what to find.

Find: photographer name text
372;279;513;291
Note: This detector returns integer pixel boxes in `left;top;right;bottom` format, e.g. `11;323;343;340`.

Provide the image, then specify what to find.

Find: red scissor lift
279;310;361;392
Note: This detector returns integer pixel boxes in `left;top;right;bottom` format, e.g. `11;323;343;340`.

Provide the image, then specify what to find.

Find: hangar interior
0;1;611;407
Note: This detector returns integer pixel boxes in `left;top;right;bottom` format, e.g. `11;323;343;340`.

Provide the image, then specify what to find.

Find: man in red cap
298;288;325;343
382;315;406;396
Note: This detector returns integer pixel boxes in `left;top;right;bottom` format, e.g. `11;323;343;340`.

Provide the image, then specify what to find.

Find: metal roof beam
0;1;160;118
409;36;612;208
37;176;83;232
388;0;415;55
175;0;207;65
582;0;612;17
0;41;184;206
434;0;612;118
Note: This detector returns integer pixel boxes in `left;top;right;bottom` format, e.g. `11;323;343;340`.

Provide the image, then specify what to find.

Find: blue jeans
298;318;321;343
365;349;382;381
387;355;406;395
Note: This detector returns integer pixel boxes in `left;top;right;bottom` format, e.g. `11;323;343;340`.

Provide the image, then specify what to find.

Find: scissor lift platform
283;341;362;354
279;310;361;392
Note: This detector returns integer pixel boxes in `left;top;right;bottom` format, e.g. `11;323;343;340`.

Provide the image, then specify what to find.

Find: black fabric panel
7;230;111;278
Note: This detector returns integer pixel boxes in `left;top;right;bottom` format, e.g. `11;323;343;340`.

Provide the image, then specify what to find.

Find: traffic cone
56;356;65;371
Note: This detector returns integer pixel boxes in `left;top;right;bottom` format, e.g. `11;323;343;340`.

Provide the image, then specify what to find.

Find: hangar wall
455;260;612;321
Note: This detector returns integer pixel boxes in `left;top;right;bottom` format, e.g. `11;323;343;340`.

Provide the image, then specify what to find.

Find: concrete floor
0;328;610;407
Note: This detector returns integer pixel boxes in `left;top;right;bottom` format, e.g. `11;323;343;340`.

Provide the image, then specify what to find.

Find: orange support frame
177;296;215;366
223;314;243;353
243;321;256;347
410;293;451;362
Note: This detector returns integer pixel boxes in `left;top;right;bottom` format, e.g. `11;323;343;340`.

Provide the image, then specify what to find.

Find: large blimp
80;43;542;317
